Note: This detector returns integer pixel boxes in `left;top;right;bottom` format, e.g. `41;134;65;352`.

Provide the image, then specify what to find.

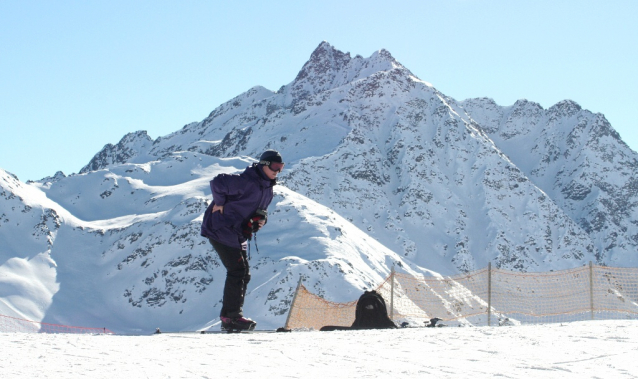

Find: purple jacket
201;164;275;249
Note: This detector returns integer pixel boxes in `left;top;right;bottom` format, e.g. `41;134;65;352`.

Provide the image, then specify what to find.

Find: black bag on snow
350;290;397;330
319;290;397;331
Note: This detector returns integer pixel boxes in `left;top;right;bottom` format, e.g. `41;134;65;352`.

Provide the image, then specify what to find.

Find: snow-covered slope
460;97;638;266
1;154;432;333
2;321;637;378
1;42;637;333
0;169;64;322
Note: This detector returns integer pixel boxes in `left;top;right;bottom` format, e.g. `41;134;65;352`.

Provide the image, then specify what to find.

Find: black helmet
259;150;283;165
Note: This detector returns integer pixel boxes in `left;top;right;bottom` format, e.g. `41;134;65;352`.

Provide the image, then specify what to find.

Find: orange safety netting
285;264;638;330
284;284;359;331
0;314;114;334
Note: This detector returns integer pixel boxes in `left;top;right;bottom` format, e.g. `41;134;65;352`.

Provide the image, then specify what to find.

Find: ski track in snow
1;321;636;378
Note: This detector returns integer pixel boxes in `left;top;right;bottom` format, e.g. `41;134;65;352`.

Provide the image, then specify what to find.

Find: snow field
1;320;636;378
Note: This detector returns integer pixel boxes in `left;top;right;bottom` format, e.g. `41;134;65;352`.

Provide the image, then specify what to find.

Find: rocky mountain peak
547;100;583;118
294;41;352;82
512;99;543;110
80;130;153;174
31;171;67;185
288;42;411;102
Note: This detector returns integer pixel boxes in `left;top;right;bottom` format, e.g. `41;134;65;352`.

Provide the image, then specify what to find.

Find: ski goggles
261;161;285;173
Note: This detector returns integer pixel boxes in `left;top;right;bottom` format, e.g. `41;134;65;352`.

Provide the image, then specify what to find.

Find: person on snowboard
200;150;284;331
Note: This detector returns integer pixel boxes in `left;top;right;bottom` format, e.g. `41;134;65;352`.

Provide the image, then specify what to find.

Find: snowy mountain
1;42;637;333
460;97;638;266
0;158;431;333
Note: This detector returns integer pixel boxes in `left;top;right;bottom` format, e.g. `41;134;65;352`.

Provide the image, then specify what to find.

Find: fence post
285;276;304;330
589;261;594;320
390;266;395;320
487;262;492;326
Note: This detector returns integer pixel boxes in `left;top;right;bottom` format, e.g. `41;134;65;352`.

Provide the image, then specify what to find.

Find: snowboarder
200;150;284;331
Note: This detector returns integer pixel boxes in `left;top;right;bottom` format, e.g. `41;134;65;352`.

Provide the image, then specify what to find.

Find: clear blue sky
1;1;637;181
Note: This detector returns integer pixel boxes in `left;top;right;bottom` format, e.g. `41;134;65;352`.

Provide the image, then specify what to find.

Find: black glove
242;209;268;239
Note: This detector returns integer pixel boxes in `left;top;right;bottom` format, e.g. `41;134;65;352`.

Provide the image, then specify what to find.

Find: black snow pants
208;238;251;318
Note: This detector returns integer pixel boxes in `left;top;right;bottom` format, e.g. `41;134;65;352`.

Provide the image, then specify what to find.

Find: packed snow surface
1;320;636;378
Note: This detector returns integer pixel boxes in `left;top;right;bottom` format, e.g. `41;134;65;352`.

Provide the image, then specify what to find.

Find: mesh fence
0;314;114;334
285;263;638;330
284;285;359;331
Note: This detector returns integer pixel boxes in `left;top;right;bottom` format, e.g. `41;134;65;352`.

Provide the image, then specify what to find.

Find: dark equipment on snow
351;290;397;330
320;290;397;331
221;316;257;332
425;317;443;327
